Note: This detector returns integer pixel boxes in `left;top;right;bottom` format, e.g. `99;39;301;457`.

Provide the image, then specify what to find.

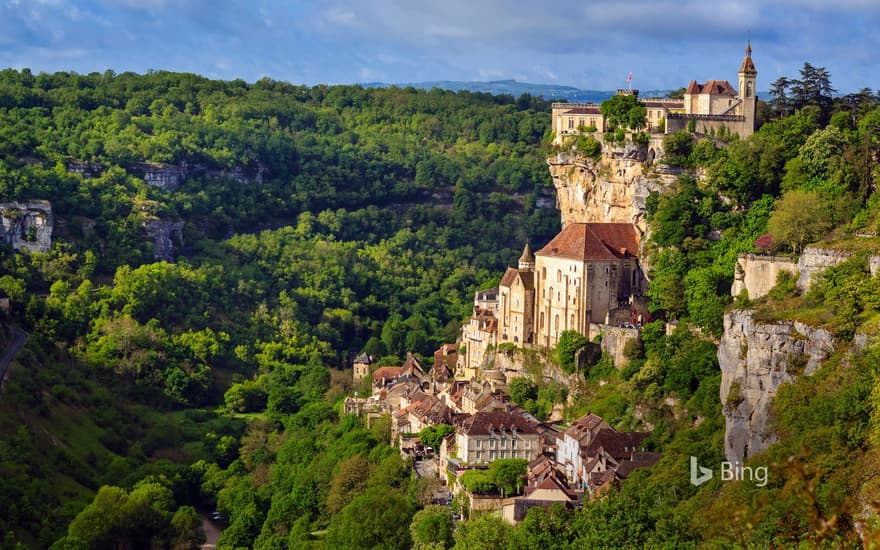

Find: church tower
738;41;758;133
518;243;535;271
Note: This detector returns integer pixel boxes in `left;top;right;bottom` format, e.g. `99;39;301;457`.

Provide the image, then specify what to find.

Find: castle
551;42;758;146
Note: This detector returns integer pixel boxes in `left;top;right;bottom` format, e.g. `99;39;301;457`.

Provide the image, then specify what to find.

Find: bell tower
738;41;758;132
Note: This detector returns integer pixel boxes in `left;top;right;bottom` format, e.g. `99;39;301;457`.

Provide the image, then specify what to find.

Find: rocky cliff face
0;200;53;253
143;219;184;261
547;149;673;238
718;309;835;463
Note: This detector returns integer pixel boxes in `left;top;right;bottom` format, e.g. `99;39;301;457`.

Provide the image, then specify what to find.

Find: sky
1;0;879;93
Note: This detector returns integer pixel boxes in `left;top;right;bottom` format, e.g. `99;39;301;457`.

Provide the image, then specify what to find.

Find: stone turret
518;243;535;271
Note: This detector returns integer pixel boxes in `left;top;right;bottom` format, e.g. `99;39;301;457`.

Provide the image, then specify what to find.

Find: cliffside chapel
497;222;647;348
552;42;758;145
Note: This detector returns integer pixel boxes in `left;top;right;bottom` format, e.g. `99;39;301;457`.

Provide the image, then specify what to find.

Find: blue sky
1;0;879;93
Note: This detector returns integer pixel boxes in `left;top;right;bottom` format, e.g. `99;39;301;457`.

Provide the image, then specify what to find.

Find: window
578;117;585;127
568;118;574;129
557;269;561;282
540;312;545;328
746;81;753;98
542;267;547;279
570;314;575;327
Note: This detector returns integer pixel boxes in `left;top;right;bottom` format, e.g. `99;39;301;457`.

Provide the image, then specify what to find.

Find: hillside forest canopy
0;63;878;548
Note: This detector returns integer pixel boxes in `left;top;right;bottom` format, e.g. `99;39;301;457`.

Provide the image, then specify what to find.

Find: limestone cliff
547;148;674;238
718;309;835;463
0;200;53;253
143;219;184;261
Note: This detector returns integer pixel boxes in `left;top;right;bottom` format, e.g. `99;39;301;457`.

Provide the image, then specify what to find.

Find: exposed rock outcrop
547;150;672;238
718;309;835;463
0;200;53;253
143;219;184;261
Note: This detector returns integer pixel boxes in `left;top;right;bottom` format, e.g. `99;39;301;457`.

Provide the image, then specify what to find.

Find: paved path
0;326;26;394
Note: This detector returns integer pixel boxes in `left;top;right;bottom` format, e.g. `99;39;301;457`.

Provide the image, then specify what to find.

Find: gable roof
582;429;648;460
459;411;539;436
563;413;609;443
500;267;534;290
686;79;738;97
372;366;402;383
535;223;639;262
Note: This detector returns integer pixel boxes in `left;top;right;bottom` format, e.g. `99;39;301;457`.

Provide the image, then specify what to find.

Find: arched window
570;314;575;327
557;270;562;282
554;315;560;335
746;81;753;98
540;312;545;328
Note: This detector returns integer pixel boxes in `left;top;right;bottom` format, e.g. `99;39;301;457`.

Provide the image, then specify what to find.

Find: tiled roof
561;107;602;115
372;366;402;383
536;223;639;262
563;412;608;442
500;267;534;290
582;429;648;460
460;411;539;436
615;452;662;478
686;79;738;97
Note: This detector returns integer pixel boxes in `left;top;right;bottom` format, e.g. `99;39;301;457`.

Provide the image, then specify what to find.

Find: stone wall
731;254;799;299
718;309;835;463
732;247;880;299
0;200;53;253
588;324;640;368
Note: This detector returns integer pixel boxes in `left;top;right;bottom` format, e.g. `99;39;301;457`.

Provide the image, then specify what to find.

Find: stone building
458;307;498;378
353;352;372;383
532;223;645;347
551;43;758;145
456;411;542;464
498;244;536;345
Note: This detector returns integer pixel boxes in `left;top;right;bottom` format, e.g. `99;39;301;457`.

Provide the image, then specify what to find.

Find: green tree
600;94;646;130
767;189;833;253
418;424;455;451
409;505;454;549
324;487;416;550
555;330;590;374
451;515;512;550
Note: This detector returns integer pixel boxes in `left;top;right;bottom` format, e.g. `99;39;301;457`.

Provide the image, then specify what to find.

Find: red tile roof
372;366;402;383
685;79;737;97
500;267;534;290
561;107;602;115
536;223;639;262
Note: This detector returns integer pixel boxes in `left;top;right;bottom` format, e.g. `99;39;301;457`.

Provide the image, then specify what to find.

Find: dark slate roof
536;223;639;262
354;352;372;364
460;411;539;436
582;429;648;460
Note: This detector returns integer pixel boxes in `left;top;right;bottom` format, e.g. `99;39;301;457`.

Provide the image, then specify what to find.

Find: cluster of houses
343;347;661;524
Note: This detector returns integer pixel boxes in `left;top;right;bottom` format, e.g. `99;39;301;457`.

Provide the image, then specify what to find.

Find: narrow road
0;326;27;393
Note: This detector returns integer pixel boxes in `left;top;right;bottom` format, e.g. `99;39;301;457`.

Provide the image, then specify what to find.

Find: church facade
497;222;647;349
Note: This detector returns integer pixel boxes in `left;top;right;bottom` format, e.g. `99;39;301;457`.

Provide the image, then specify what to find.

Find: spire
739;40;756;75
518;243;535;271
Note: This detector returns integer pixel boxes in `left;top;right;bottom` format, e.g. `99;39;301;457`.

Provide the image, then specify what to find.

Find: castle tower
353;353;372;383
738;41;758;133
518;243;535;271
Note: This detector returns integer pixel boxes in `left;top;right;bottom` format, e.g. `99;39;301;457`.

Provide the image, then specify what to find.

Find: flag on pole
627;72;632;90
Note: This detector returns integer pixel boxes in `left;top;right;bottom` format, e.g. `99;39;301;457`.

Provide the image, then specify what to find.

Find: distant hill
362;79;673;103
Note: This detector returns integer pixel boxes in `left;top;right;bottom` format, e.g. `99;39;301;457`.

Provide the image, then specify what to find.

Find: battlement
667;113;745;121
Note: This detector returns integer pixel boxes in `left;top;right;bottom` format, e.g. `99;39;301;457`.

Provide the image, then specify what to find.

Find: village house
457;306;497;378
551;42;758;146
455;411;542;464
556;413;610;483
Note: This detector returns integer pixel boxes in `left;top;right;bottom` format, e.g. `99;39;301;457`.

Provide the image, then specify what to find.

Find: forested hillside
0;69;559;548
0;65;879;549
